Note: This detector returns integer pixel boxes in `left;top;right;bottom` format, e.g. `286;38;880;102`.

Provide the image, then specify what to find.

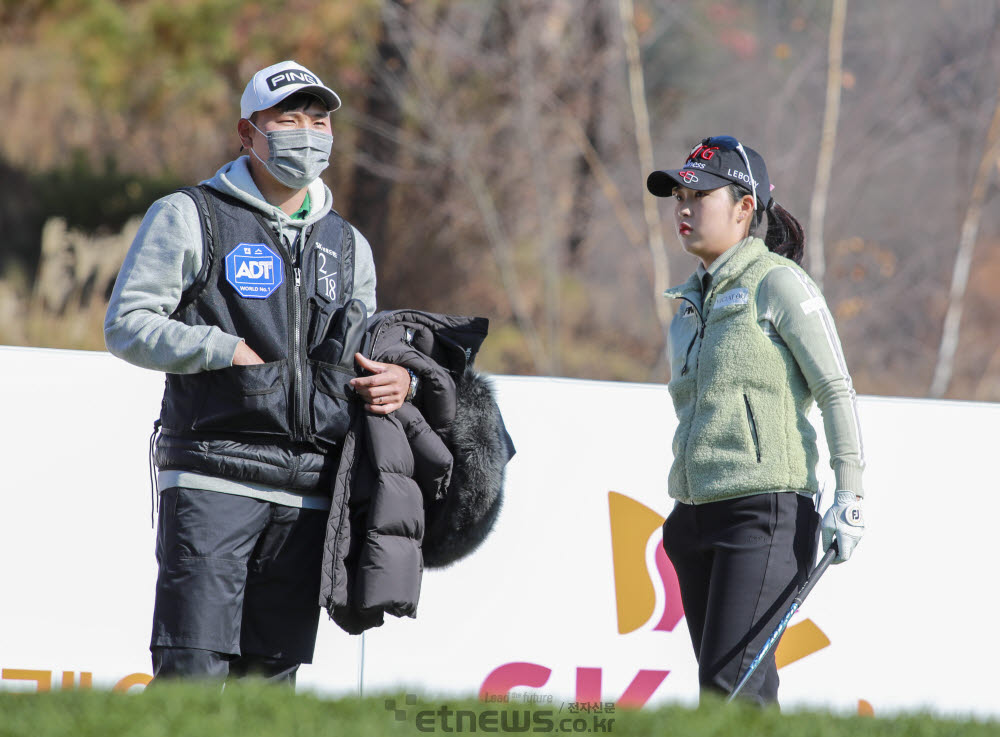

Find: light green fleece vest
664;238;818;505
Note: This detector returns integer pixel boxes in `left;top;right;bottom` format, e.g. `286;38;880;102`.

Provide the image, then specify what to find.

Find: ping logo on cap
266;70;318;91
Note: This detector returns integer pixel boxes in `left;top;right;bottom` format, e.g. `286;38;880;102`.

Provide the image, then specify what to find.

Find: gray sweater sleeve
758;266;866;498
104;193;242;374
351;225;377;317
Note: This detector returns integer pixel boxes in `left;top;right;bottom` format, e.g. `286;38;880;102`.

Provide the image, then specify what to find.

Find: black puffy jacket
319;310;515;634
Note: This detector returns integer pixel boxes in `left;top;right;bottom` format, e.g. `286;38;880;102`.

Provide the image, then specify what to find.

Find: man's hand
821;490;865;564
232;341;264;366
350;353;410;415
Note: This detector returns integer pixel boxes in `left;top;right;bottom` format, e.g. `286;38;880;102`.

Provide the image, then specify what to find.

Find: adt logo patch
225;243;283;299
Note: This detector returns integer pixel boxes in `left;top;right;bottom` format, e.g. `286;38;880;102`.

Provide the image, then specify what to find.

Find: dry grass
0;216;136;352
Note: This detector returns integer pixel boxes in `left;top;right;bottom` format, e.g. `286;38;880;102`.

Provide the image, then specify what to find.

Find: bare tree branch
929;88;1000;398
560;114;645;252
808;0;848;289
516;11;560;374
618;0;671;351
462;166;547;374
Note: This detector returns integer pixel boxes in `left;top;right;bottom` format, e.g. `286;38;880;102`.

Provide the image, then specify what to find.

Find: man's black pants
662;492;819;705
150;487;327;684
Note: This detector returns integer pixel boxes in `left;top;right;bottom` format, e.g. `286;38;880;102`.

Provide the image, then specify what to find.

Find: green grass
0;684;996;737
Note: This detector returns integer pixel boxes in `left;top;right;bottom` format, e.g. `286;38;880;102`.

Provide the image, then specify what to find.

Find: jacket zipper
261;215;307;444
292;267;307;441
744;393;762;463
678;296;705;376
369;322;386;359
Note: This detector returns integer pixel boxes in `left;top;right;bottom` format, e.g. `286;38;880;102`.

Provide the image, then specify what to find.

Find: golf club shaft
727;542;838;702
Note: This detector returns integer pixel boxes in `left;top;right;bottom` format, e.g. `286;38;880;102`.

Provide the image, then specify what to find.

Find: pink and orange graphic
607;492;835;674
608;492;682;635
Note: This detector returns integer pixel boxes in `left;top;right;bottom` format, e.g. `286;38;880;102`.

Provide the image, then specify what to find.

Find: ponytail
725;183;805;265
763;201;804;265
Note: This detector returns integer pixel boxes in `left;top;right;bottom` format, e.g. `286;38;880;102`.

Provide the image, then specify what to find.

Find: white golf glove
821;491;865;564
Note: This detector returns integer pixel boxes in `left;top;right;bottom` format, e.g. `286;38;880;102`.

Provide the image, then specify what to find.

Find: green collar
663;271;702;300
711;237;767;289
290;191;311;221
664;237;767;299
698;236;753;279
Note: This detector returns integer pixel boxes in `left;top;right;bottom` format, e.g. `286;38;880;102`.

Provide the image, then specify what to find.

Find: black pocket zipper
744;393;762;463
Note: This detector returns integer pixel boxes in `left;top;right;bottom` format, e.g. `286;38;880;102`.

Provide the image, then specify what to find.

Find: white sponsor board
1;346;998;717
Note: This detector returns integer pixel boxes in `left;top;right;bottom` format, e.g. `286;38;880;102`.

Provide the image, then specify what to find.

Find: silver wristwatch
405;369;419;401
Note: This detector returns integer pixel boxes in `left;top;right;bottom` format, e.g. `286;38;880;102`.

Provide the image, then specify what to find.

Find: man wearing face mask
105;61;412;683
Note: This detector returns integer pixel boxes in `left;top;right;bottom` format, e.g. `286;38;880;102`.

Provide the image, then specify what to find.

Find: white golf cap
240;60;342;119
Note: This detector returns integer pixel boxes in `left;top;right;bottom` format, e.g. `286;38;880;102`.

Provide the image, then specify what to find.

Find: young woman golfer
647;136;866;705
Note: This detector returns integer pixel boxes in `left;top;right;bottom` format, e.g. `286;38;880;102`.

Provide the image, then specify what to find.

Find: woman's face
672;185;753;267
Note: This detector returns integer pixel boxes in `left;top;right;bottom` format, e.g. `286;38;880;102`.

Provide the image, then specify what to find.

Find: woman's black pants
662;492;819;706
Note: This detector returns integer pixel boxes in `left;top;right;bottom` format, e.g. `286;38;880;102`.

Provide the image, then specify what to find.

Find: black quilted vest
155;185;359;491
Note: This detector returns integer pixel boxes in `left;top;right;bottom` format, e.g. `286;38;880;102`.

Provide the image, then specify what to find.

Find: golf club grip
794;541;838;606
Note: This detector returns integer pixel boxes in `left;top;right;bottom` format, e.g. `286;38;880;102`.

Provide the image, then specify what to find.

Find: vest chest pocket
704;303;750;333
310;360;356;443
190;359;290;435
704;286;752;329
710;287;751;311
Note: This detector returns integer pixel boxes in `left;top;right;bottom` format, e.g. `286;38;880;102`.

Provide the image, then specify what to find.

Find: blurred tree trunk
566;0;607;267
929;89;1000;398
516;1;569;374
465;1;547;373
463;166;548;372
807;0;848;290
347;0;408;263
618;0;670;357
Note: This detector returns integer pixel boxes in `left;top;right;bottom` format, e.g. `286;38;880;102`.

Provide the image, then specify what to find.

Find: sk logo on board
608;492;683;634
607;491;833;675
225;243;284;299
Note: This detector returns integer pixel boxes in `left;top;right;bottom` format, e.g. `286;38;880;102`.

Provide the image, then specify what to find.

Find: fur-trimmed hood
422;365;510;567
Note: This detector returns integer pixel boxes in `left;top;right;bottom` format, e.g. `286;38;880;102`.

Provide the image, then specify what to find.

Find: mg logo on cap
266;70;318;91
225;243;284;299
